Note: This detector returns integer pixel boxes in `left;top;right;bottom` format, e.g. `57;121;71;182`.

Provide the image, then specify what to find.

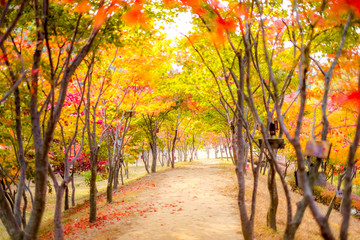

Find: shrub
288;177;299;191
320;190;335;205
313;186;325;201
352;199;360;214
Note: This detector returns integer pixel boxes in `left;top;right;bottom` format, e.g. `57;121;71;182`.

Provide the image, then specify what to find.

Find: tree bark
171;129;178;168
267;161;278;230
106;167;114;203
150;136;157;173
89;147;99;223
53;185;65;240
235;119;253;240
64;186;69;211
71;174;75;207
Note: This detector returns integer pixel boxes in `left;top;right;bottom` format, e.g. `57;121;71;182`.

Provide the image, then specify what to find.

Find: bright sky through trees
158;11;194;40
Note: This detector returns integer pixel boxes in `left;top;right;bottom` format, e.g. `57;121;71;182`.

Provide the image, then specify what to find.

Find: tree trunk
54;185;65;240
171;130;178;168
0;186;23;239
64;186;69;211
120;163;124;185
189;135;195;161
113;163;120;190
178;149;182;162
151;137;157;173
142;152;150;174
235;119;253;240
106;167;114;203
219;145;224;159
262;159;268;175
21;192;28;228
224;145;229;161
267;161;278;231
89;152;98;223
13;86;27;230
71;173;75;207
125;162;129;179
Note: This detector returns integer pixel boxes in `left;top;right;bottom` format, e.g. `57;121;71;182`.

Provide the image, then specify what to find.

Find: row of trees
0;1;233;239
170;0;360;239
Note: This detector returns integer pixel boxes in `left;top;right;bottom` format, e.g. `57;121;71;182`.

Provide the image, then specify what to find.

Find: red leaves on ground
39;181;157;239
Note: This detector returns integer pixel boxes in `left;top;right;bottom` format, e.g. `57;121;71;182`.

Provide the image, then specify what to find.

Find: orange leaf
94;7;107;29
330;0;360;17
123;5;146;26
75;0;90;13
345;0;360;15
346;90;360;109
215;16;236;32
163;0;177;6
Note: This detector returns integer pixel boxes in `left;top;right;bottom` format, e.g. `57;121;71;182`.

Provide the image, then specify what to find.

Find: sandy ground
89;159;243;240
35;158;360;240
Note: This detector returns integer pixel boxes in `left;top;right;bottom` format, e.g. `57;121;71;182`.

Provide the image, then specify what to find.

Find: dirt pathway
95;159;243;240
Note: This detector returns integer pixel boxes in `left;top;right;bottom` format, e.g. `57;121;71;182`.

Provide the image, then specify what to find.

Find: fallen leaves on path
39;181;158;239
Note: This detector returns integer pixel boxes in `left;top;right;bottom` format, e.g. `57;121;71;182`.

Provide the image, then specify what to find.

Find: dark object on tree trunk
258;138;285;149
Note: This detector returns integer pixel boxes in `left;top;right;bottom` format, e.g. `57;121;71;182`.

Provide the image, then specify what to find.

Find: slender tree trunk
224;145;229;161
0;185;23;239
151;136;157;173
219;145;224;159
190;135;195;161
54;185;65;240
340;113;360;239
106;168;114;203
71;174;75;207
21;192;27;228
113;163;120;190
125;162;129;179
235;120;253;240
89;151;98;223
142;152;150;174
171;130;178;168
267;161;278;230
120;163;124;185
262;160;268;175
64;186;69;211
183;149;188;162
13;86;27;230
178;149;182;162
